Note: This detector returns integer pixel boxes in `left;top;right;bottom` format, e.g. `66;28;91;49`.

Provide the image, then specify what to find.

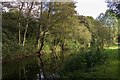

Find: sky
75;0;108;19
2;0;108;19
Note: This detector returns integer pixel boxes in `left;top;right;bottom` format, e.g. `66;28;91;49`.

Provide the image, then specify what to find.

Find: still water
2;56;40;80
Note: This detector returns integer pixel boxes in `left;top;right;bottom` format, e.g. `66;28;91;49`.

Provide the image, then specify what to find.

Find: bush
59;48;108;77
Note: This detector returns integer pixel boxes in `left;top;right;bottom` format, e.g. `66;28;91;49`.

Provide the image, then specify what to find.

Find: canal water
2;56;40;80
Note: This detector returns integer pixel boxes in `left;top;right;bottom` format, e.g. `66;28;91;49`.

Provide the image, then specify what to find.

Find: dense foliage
2;1;119;79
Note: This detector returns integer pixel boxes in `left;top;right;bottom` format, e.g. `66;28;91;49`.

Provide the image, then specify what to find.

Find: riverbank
61;46;119;79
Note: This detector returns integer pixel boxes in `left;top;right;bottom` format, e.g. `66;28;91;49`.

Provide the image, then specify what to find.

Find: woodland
1;1;120;80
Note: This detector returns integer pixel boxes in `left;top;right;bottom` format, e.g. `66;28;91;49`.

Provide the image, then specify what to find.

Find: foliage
2;1;118;79
106;0;120;18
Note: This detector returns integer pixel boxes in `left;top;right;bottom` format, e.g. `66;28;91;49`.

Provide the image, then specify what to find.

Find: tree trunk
18;2;24;45
37;25;42;49
37;32;46;80
23;19;29;47
37;2;43;49
36;2;47;80
37;38;40;49
37;2;53;79
18;22;21;45
22;2;34;47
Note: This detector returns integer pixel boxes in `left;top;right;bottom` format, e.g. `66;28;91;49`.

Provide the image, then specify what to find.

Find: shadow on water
2;56;40;80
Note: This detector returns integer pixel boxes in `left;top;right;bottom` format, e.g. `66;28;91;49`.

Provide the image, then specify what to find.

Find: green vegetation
60;46;119;79
2;1;120;80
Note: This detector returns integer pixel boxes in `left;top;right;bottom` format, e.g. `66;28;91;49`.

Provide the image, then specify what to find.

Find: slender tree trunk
37;25;41;49
23;19;29;47
37;38;40;49
18;22;21;45
18;2;24;45
37;2;43;49
22;2;34;47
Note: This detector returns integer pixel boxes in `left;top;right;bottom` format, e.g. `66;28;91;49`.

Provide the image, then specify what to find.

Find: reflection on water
2;54;61;80
2;56;40;80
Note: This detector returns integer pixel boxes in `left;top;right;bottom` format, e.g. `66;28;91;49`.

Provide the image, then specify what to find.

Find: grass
84;46;119;78
64;45;119;79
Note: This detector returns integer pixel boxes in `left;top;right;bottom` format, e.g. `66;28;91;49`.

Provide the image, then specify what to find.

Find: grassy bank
63;46;119;79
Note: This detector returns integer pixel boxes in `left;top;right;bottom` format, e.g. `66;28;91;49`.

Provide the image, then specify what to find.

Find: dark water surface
2;56;40;80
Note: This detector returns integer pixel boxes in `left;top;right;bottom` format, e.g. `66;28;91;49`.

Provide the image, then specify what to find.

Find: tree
106;0;120;43
97;10;118;45
106;0;120;18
